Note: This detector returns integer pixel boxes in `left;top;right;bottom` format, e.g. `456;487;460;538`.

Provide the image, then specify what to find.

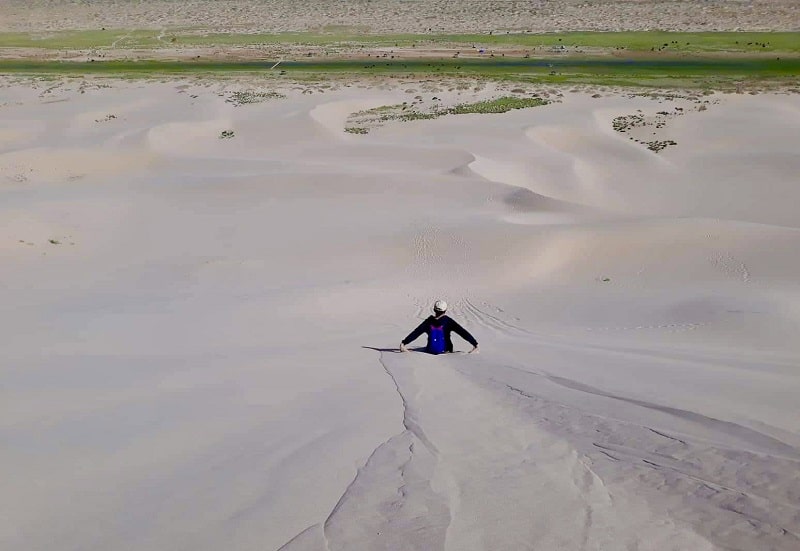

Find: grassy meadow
0;30;797;88
0;30;798;53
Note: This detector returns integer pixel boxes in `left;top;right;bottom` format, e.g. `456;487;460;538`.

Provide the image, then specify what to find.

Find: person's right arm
400;320;428;351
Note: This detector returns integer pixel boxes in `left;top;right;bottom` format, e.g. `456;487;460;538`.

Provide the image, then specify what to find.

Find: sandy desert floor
1;75;800;550
3;0;800;34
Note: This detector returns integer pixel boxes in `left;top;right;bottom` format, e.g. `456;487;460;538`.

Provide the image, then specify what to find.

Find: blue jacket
402;315;478;352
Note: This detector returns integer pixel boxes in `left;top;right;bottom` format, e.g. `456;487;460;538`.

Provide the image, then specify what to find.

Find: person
400;300;479;354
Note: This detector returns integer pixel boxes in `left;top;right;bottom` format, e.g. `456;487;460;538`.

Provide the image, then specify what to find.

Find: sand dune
2;79;800;551
0;125;45;150
0;146;155;185
147;119;236;156
309;98;396;136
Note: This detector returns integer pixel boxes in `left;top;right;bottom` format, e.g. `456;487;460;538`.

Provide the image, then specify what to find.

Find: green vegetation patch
345;96;548;133
0;30;798;53
0;56;798;91
447;96;548;114
423;31;800;54
0;29;164;49
225;90;286;106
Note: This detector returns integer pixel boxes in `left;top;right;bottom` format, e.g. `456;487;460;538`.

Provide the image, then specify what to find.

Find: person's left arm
450;319;479;352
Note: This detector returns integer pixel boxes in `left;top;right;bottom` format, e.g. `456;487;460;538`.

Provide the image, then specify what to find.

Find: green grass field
2;57;798;88
1;30;798;53
1;30;798;88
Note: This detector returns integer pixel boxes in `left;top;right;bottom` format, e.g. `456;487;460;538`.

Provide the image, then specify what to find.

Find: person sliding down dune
400;300;479;355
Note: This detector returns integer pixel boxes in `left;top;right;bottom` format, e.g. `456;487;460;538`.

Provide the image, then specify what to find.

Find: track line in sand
287;344;716;551
452;357;800;550
283;322;800;550
280;350;451;551
401;294;800;549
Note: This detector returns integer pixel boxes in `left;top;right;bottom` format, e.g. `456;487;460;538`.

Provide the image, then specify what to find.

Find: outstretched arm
400;320;428;351
450;319;479;352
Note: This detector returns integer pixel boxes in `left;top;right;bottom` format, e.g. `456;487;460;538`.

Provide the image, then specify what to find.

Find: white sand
2;78;800;551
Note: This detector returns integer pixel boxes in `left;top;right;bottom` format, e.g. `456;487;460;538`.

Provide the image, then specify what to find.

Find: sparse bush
446;97;548;115
344;96;548;132
225;90;285;106
397;112;438;121
646;140;677;152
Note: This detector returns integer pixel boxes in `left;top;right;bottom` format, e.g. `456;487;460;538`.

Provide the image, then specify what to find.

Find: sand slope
1;79;800;550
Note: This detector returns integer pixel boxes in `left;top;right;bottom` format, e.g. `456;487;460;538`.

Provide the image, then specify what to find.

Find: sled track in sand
322;291;800;550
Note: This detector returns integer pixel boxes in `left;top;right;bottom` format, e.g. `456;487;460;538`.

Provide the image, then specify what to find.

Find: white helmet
433;300;447;313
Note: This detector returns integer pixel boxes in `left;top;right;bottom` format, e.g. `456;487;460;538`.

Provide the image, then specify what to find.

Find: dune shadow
362;345;429;354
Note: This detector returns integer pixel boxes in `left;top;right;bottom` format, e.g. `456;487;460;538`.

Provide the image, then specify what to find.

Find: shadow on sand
362;346;439;354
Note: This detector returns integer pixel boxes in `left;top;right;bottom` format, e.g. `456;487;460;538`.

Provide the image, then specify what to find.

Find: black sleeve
450;319;478;346
402;320;429;345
